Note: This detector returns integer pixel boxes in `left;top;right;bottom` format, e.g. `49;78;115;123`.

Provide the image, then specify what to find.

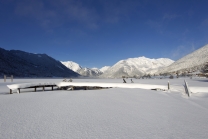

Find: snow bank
6;79;208;96
6;81;168;93
56;82;168;90
189;87;208;93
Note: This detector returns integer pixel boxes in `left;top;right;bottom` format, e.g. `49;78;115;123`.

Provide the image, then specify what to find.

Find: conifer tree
202;62;208;73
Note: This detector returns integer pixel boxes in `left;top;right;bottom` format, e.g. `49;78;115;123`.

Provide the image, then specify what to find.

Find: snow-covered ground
0;78;208;139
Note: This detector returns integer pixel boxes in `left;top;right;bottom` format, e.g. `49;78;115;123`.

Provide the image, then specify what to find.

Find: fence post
4;75;6;82
168;81;170;90
184;80;191;97
10;89;13;94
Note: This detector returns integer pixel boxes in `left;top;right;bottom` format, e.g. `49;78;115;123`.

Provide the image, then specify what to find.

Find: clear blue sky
1;0;208;68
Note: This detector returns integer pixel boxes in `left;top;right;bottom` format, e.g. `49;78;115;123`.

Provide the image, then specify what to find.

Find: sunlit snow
1;78;208;139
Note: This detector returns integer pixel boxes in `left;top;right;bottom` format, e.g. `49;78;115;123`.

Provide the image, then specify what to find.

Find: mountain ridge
61;61;104;77
101;56;174;78
0;48;79;77
157;44;208;75
62;57;174;78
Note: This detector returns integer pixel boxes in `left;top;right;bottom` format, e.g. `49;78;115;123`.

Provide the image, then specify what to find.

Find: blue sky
1;0;208;68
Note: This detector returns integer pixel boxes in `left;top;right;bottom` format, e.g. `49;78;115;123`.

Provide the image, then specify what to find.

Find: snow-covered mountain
92;68;103;75
0;48;79;77
101;57;174;78
61;57;174;78
60;61;82;72
158;44;208;75
78;68;103;77
61;61;103;77
100;66;111;73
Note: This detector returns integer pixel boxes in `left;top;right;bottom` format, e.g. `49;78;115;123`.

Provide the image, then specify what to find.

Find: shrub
169;75;174;79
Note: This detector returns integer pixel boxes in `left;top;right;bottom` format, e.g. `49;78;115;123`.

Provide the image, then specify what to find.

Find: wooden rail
10;85;57;94
9;85;111;94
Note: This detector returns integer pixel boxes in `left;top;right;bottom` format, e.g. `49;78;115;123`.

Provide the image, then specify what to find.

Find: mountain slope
60;61;82;72
101;56;174;78
158;44;208;74
78;68;103;77
0;48;79;77
100;66;111;73
61;61;103;77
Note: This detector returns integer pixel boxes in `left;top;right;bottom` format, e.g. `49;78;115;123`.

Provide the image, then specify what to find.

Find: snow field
0;78;208;139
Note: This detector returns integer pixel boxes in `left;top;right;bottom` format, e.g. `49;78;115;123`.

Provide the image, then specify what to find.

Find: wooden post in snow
17;88;20;94
10;89;12;94
184;80;191;97
168;81;170;90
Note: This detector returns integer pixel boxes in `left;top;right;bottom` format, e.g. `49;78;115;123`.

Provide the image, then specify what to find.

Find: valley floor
0;78;208;139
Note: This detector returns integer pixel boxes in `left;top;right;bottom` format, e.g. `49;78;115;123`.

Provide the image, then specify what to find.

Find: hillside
60;61;82;72
0;48;79;77
100;66;111;73
61;61;103;77
158;44;208;74
101;56;174;78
